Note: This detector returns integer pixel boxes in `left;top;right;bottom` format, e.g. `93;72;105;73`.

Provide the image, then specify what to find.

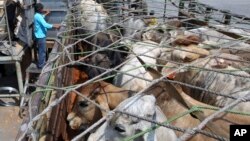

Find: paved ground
0;106;22;141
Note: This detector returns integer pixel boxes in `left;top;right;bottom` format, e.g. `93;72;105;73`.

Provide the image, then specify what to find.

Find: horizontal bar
198;3;250;21
0;55;22;62
48;9;68;12
0;94;20;97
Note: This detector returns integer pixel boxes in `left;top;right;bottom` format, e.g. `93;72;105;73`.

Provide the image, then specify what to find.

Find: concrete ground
0;68;21;140
0;106;22;141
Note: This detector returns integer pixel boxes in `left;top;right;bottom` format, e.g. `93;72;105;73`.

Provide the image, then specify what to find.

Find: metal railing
0;0;35;103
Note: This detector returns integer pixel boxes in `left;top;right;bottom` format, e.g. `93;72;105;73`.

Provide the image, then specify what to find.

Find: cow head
107;95;157;140
71;67;88;84
78;53;112;79
142;28;171;44
67;82;103;130
161;57;230;81
161;62;191;80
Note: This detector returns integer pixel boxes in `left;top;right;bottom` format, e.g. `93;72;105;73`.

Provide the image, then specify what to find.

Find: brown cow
67;81;134;130
71;67;89;84
149;82;250;140
140;58;250;140
161;57;250;112
172;35;202;46
69;78;250;140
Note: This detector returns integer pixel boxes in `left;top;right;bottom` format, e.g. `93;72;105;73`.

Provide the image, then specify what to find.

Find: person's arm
53;24;61;29
37;14;53;29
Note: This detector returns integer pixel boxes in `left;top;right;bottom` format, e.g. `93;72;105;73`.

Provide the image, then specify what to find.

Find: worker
6;0;18;41
34;3;60;69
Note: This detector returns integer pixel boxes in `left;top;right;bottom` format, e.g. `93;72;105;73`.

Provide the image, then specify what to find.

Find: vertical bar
15;61;24;99
204;7;212;22
163;0;167;22
19;0;35;47
4;0;13;55
178;0;185;19
114;0;120;22
20;71;29;108
128;0;131;9
140;0;142;15
188;0;196;13
122;0;125;20
223;10;231;25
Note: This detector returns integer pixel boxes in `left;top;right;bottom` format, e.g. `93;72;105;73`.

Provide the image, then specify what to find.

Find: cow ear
166;72;176;80
89;87;101;99
93;87;101;95
211;63;228;69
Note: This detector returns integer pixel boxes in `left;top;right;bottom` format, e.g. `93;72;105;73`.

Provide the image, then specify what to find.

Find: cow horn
135;55;162;79
136;55;191;109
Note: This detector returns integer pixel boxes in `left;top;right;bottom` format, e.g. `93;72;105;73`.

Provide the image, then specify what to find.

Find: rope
116;110;227;141
122;104;250;141
162;79;238;100
122;108;200;141
178;93;250;140
192;106;250;116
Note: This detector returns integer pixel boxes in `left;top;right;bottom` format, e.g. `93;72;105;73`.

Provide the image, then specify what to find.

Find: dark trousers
36;38;46;68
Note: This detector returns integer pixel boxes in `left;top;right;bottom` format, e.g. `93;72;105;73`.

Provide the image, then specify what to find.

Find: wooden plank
46;40;55;49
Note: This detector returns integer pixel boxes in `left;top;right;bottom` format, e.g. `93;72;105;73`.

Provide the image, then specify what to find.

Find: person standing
6;0;17;41
34;3;60;69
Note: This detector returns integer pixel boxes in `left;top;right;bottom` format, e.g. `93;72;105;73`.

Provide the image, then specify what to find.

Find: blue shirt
34;13;53;38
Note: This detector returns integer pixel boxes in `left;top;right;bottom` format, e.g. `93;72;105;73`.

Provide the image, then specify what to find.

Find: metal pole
204;7;212;22
0;94;20;97
188;0;196;13
15;61;24;99
27;0;36;60
178;0;185;19
25;0;31;47
20;72;30;107
163;0;167;22
223;10;231;25
3;0;13;55
122;0;125;20
140;0;142;16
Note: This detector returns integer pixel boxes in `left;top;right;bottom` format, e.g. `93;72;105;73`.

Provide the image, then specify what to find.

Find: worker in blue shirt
34;3;60;69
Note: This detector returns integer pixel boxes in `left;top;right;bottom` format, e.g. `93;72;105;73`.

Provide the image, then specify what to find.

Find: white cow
79;0;109;32
123;17;146;37
88;95;177;141
113;40;164;91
